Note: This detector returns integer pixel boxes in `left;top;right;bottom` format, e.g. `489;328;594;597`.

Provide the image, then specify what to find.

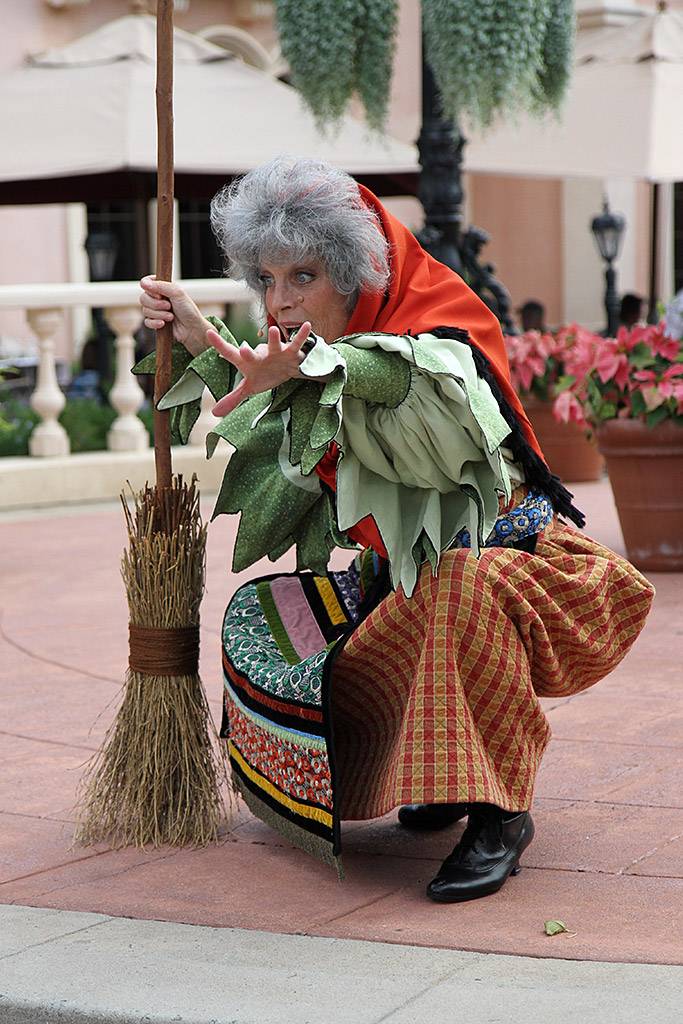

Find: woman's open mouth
280;323;303;340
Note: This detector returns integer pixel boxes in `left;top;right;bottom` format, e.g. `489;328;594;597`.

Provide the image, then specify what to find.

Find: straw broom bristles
75;476;228;848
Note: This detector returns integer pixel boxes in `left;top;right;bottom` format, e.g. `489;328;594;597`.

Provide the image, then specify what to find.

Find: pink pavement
1;478;681;965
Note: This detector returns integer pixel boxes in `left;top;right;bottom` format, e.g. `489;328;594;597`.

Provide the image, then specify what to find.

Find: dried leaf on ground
544;919;575;936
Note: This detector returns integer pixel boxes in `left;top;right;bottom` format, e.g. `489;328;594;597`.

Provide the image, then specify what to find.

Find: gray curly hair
209;156;390;302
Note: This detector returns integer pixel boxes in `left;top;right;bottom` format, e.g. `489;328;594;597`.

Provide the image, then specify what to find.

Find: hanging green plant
272;0;575;134
354;0;399;133
273;0;398;133
536;0;575;111
274;0;359;126
423;0;557;130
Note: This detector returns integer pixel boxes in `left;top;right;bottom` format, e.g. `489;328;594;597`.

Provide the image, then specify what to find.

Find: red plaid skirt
331;519;655;816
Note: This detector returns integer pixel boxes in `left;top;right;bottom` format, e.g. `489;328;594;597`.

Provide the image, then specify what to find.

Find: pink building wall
469;177;564;329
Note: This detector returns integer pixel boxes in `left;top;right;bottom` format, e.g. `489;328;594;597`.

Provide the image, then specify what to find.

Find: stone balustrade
0;279;253;457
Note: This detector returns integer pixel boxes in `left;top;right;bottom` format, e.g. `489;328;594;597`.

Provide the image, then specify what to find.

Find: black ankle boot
397;803;469;830
426;805;534;902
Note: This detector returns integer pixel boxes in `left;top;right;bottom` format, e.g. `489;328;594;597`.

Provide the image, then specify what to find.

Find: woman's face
259;259;351;343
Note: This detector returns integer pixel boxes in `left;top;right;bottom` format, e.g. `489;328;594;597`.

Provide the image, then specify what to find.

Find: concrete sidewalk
1;477;682;1019
2;905;682;1024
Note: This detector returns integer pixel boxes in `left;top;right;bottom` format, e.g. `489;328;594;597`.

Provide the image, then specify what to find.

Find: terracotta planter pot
597;418;683;572
523;395;604;482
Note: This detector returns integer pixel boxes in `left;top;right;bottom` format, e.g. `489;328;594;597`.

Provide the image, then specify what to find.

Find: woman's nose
272;280;299;314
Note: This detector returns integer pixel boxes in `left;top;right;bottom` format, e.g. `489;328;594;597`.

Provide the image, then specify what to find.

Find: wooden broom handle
154;0;174;491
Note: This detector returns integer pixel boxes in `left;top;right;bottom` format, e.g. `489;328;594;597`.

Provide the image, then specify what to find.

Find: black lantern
84;230;119;393
591;199;626;337
84;230;119;283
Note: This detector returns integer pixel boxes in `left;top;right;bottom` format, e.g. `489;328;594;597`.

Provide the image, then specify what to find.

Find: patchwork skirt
220;519;654;869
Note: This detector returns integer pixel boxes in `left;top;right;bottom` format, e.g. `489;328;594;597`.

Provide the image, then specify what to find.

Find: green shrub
0;397;155;456
58;399;117;453
0;399;39;457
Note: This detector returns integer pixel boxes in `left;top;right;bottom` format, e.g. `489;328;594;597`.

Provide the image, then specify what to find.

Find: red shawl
348;186;542;456
315;186;543;554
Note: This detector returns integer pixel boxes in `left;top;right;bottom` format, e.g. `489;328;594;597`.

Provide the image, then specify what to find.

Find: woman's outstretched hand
209;322;313;416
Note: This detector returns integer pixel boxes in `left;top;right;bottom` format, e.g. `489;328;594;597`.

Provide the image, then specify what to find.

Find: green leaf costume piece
206;390;351;577
148;323;517;598
132;317;237;444
133;342;194;444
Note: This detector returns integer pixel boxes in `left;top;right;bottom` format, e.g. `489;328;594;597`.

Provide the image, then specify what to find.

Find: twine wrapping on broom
128;625;200;675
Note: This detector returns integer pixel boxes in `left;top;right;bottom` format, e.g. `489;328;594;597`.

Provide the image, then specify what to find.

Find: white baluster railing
0;279;252;459
27;307;70;457
104;305;149;452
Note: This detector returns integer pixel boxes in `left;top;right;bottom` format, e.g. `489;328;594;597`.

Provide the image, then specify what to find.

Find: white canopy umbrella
463;7;683;316
464;7;683;182
0;14;418;203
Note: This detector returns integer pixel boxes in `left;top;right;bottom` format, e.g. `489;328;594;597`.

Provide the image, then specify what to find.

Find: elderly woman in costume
138;157;654;903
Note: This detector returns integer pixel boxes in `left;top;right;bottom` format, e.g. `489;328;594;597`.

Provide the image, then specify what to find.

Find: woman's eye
295;271;315;284
258;274;274;287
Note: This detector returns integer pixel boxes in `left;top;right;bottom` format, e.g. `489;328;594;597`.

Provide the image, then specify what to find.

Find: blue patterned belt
455;488;554;550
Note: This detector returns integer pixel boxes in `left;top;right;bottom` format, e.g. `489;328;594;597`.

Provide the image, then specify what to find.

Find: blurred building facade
0;0;681;364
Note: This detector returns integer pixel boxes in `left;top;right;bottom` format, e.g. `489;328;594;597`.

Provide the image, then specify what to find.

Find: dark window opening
86;200;149;281
179;200;224;280
674;182;683;295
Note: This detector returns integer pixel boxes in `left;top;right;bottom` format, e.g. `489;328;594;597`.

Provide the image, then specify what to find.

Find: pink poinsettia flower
659;365;683;401
595;337;630;389
632;365;683;411
532;312;682;427
553;389;588;427
536;331;561;360
623;321;681;359
651;331;681;361
638;384;666;412
575;324;603;347
632;369;657;385
506;330;555;392
634;364;683;389
615;324;645;352
564;331;600;380
515;352;545;392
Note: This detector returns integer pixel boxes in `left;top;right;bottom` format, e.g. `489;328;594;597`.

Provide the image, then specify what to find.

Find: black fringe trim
428;326;586;529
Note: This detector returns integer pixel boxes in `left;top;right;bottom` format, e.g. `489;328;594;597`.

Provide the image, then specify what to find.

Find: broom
75;1;225;847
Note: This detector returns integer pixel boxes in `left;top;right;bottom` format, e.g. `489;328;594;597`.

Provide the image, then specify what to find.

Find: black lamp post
590;199;625;337
416;54;464;275
84;230;119;392
415;22;516;333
